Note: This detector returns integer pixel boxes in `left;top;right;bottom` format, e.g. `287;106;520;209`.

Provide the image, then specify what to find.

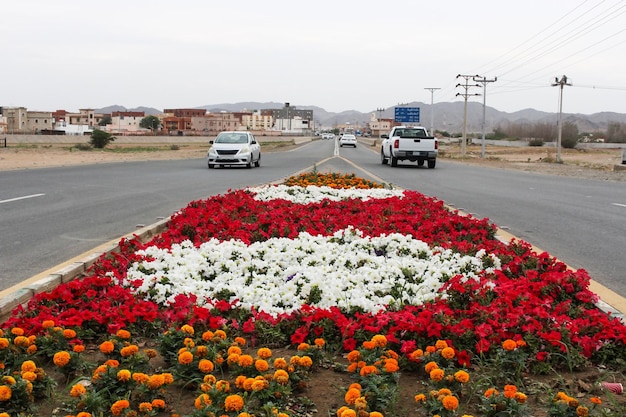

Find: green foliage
98;115;112;126
560;121;579;149
140;115;161;133
89;129;116;149
529;138;545;146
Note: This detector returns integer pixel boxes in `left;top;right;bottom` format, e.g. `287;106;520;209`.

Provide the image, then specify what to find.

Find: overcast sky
2;0;625;115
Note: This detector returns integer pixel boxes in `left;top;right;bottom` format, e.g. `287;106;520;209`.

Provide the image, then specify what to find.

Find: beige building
2;107;28;133
191;112;242;135
26;111;54;133
242;110;273;131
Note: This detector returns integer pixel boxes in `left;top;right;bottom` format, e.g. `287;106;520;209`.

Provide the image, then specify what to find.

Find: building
242;110;273;131
190;112;241;135
109;111;146;134
268;103;313;133
1;107;28;133
368;112;394;137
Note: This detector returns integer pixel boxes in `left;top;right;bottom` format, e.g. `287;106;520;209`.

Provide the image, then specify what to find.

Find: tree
98;115;112;127
561;121;579;149
90;129;116;149
140;115;161;134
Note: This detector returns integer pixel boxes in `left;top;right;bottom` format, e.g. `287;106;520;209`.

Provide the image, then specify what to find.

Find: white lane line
0;193;46;204
612;203;626;208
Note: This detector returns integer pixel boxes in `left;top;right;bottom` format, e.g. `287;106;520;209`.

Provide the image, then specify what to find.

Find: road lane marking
0;193;46;204
612;203;626;208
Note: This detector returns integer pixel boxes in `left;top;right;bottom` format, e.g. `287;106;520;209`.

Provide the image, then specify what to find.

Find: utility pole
424;87;440;136
473;76;497;158
551;75;571;163
456;74;481;157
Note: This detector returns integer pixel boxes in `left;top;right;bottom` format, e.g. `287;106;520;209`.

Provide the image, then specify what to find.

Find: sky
2;0;626;115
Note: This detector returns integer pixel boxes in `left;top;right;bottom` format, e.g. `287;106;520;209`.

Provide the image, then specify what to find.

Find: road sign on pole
394;107;420;123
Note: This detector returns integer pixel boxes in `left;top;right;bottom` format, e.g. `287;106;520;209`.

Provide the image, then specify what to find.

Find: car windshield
215;133;248;144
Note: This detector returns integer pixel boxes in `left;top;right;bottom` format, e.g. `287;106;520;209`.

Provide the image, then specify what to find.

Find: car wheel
428;159;436;169
255;154;261;168
417;160;425;167
391;154;398;167
208;162;214;169
381;149;388;165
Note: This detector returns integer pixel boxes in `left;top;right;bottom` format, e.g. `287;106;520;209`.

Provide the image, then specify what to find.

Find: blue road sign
394;107;420;123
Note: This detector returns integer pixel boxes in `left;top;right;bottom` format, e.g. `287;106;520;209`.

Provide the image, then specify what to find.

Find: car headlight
208;146;216;155
239;146;250;154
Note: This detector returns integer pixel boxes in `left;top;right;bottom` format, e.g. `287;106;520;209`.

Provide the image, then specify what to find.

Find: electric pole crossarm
473;76;497;159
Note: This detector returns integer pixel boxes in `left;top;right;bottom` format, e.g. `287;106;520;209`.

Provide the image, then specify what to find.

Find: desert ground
1;138;625;182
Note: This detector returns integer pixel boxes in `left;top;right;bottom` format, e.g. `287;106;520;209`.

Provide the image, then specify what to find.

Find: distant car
339;134;357;148
321;133;334;140
207;131;261;169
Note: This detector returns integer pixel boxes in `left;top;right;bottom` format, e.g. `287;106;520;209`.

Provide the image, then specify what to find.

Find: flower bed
1;172;625;417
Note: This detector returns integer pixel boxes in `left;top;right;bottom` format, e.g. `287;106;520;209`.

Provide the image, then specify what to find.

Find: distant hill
97;102;626;134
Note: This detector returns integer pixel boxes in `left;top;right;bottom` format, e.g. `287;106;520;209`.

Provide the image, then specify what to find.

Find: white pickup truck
380;126;438;168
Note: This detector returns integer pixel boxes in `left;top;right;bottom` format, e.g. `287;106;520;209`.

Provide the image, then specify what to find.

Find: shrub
89;129;116;149
528;138;544;147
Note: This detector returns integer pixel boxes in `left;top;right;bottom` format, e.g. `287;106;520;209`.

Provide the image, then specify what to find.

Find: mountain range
97;102;626;134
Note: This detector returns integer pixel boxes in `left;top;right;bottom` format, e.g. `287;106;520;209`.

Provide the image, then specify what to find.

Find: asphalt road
1;139;625;300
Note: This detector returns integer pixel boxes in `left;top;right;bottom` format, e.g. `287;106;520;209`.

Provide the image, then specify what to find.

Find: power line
473;76;497;159
455;75;481;157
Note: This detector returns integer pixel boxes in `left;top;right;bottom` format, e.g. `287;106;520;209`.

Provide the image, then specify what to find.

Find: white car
339;134;357;148
207;131;261;169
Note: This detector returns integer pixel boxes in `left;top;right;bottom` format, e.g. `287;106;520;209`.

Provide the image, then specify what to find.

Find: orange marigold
424;361;439;373
138;402;153;413
255;359;269;372
273;370;289;385
237;354;254;367
442;395;459;411
53;351;71;367
110;399;130;416
181;324;195;335
257;347;272;359
434;340;448;350
514;392;528;404
590;397;602;405
152;398;166;409
299;356;313;367
224;394;245;411
116;329;131;339
0;339;9;349
70;383;87;397
13;336;30;347
414;393;427;403
178;351;194;365
576;406;589;416
228;345;242;356
214;330;227;339
147;374;165;389
346;350;361;363
63;329;77;339
73;344;85;353
132;372;150;383
202;331;214;341
430;368;445;382
198;359;215;373
359;365;378;377
502;339;517;351
26;345;38;355
145;348;158;359
194;393;212;409
21;371;37;382
371;334;387;347
314;338;325;347
369;413;383;417
269;358;285;372
345;387;361;405
0;385;12;401
346;362;358;373
99;340;116;354
162;372;174;384
235;375;247;388
383;358;399;373
120;345;139;357
204;374;217;385
454;370;470;383
117;369;131;382
362;341;376;350
216;379;231;392
441;347;455;359
234;336;246;346
21;360;37;373
410;349;424;362
11;328;24;336
42;320;55;329
297;343;310;351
